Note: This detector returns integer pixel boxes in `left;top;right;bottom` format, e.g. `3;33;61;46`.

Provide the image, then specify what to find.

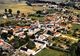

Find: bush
36;10;42;14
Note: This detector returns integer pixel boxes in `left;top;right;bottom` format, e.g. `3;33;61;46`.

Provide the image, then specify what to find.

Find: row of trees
4;9;21;17
8;31;36;49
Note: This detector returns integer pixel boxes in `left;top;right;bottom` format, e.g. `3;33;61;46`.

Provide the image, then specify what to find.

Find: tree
24;31;30;42
5;9;7;13
36;10;42;14
72;29;79;37
1;32;8;41
8;9;13;17
13;40;20;49
70;43;77;56
4;9;8;17
26;41;36;49
76;41;80;56
8;9;12;14
11;36;20;49
0;48;3;56
19;38;26;46
17;10;20;15
47;30;53;35
8;29;13;35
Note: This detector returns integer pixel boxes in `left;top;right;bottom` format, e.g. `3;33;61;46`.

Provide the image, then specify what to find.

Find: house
54;32;61;37
0;39;4;46
72;16;78;23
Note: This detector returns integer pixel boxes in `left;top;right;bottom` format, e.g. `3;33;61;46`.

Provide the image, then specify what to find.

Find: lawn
72;24;80;30
73;9;80;14
35;48;71;56
63;24;80;38
29;16;44;22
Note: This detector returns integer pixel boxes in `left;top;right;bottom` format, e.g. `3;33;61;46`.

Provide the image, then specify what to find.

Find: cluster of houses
0;10;79;56
0;1;80;56
0;39;14;56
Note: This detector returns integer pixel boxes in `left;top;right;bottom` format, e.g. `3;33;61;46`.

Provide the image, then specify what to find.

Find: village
0;0;80;56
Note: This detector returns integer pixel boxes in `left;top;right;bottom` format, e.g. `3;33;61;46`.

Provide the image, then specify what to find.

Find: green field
35;48;71;56
72;24;80;30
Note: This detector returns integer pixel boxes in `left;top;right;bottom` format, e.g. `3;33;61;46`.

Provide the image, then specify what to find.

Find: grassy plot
72;24;80;30
29;16;44;22
73;9;80;14
35;48;71;56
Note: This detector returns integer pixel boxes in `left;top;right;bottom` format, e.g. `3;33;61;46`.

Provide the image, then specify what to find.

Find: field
35;48;71;56
0;3;44;14
72;24;80;30
72;9;80;14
